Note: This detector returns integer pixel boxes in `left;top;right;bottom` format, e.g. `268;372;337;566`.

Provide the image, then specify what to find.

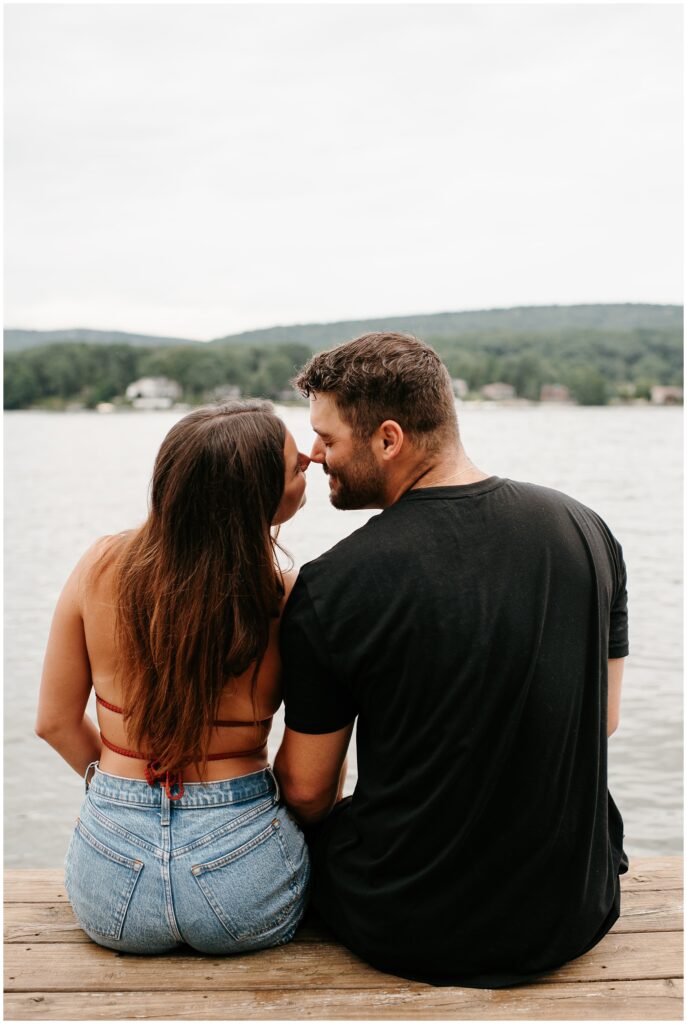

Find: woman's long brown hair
106;401;286;775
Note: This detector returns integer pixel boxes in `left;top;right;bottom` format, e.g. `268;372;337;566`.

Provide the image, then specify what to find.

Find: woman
35;400;311;954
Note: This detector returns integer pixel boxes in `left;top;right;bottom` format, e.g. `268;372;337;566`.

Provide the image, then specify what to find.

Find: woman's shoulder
71;531;135;597
77;531;132;571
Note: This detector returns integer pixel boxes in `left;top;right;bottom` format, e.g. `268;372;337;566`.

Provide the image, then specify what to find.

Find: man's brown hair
293;332;459;446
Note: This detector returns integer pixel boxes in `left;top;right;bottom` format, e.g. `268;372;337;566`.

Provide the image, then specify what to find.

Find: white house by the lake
125;377;182;410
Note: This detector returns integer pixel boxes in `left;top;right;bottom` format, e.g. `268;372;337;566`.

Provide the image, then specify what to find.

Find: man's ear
376;420;404;461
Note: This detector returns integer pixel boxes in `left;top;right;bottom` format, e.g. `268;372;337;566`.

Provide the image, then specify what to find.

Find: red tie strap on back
95;693;268;799
144;761;184;801
96;694;271;728
98;733;185;800
96;694;125;714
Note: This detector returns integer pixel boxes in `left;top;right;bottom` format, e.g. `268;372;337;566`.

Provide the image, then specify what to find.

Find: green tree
634;379;653;401
4;356;40;409
630;354;668;386
499;353;547;401
565;368;608;406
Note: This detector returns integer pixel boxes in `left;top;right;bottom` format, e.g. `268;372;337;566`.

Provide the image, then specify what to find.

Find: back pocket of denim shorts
191;817;301;942
66;820;143;940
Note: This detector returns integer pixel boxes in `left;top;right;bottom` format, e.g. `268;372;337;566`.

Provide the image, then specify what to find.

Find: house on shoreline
481;382;515;401
651;385;683;406
540;384;572;403
125;376;182;410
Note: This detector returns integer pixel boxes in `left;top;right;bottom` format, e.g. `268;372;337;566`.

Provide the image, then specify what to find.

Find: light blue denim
64;764;310;954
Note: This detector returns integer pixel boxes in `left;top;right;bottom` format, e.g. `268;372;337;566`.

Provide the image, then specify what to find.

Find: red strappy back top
96;693;272;801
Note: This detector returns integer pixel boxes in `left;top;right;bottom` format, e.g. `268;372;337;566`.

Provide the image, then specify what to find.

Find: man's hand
275;724;353;825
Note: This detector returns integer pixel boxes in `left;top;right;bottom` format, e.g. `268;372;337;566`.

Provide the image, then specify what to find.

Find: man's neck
384;448;490;507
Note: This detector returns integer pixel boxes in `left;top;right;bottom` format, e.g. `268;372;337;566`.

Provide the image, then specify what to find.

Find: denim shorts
64;764;310;954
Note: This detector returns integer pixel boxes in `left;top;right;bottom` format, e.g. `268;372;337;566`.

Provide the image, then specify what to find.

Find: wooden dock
4;857;683;1020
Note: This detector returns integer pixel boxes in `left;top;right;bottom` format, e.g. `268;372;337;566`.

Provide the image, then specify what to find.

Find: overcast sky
4;3;683;340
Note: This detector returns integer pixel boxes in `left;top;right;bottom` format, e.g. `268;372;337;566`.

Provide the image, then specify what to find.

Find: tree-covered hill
3;342;313;410
210;303;682;347
3;304;682;409
5;304;682;353
4;328;201;353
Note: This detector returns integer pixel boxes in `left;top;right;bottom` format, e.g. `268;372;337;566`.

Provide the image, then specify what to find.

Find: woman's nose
299;453;311;472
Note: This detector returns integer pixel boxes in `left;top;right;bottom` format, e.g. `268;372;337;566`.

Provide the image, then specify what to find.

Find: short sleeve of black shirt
280;574;358;734
608;540;629;659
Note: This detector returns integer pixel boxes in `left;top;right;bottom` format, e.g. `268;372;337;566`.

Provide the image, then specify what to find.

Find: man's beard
325;442;386;510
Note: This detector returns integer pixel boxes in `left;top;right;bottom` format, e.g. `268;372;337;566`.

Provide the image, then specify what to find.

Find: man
274;332;628;987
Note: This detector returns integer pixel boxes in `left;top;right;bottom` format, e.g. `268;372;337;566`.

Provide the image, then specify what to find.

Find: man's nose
309;438;326;464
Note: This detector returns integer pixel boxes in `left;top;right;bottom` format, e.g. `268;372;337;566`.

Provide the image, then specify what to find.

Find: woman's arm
35;549;102;775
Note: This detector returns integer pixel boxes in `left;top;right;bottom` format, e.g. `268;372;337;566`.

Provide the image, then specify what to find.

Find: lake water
4;404;683;866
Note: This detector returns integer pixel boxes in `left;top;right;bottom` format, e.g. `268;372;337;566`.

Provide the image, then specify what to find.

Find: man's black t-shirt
280;477;629;987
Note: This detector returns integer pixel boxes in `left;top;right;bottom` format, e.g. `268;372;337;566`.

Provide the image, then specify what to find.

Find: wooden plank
2;904;335;945
4;858;683;903
4;942;394;991
535;929;683;984
4;871;68;904
3;979;683;1020
612;889;684;934
4;931;683;992
623;857;683;891
5;886;681;944
4;905;90;944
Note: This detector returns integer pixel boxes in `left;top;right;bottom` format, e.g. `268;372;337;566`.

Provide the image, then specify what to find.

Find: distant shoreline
5;399;683;414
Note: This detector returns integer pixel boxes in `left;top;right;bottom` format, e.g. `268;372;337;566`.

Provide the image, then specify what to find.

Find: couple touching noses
37;332;628;988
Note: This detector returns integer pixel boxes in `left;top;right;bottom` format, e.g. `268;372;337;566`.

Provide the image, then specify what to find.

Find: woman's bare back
80;536;292;781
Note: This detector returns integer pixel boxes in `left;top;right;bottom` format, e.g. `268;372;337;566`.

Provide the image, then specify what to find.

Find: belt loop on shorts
84;761;98;793
160;787;171;826
267;765;281;803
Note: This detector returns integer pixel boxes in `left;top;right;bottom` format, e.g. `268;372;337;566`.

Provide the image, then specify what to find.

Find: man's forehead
309;392;349;435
